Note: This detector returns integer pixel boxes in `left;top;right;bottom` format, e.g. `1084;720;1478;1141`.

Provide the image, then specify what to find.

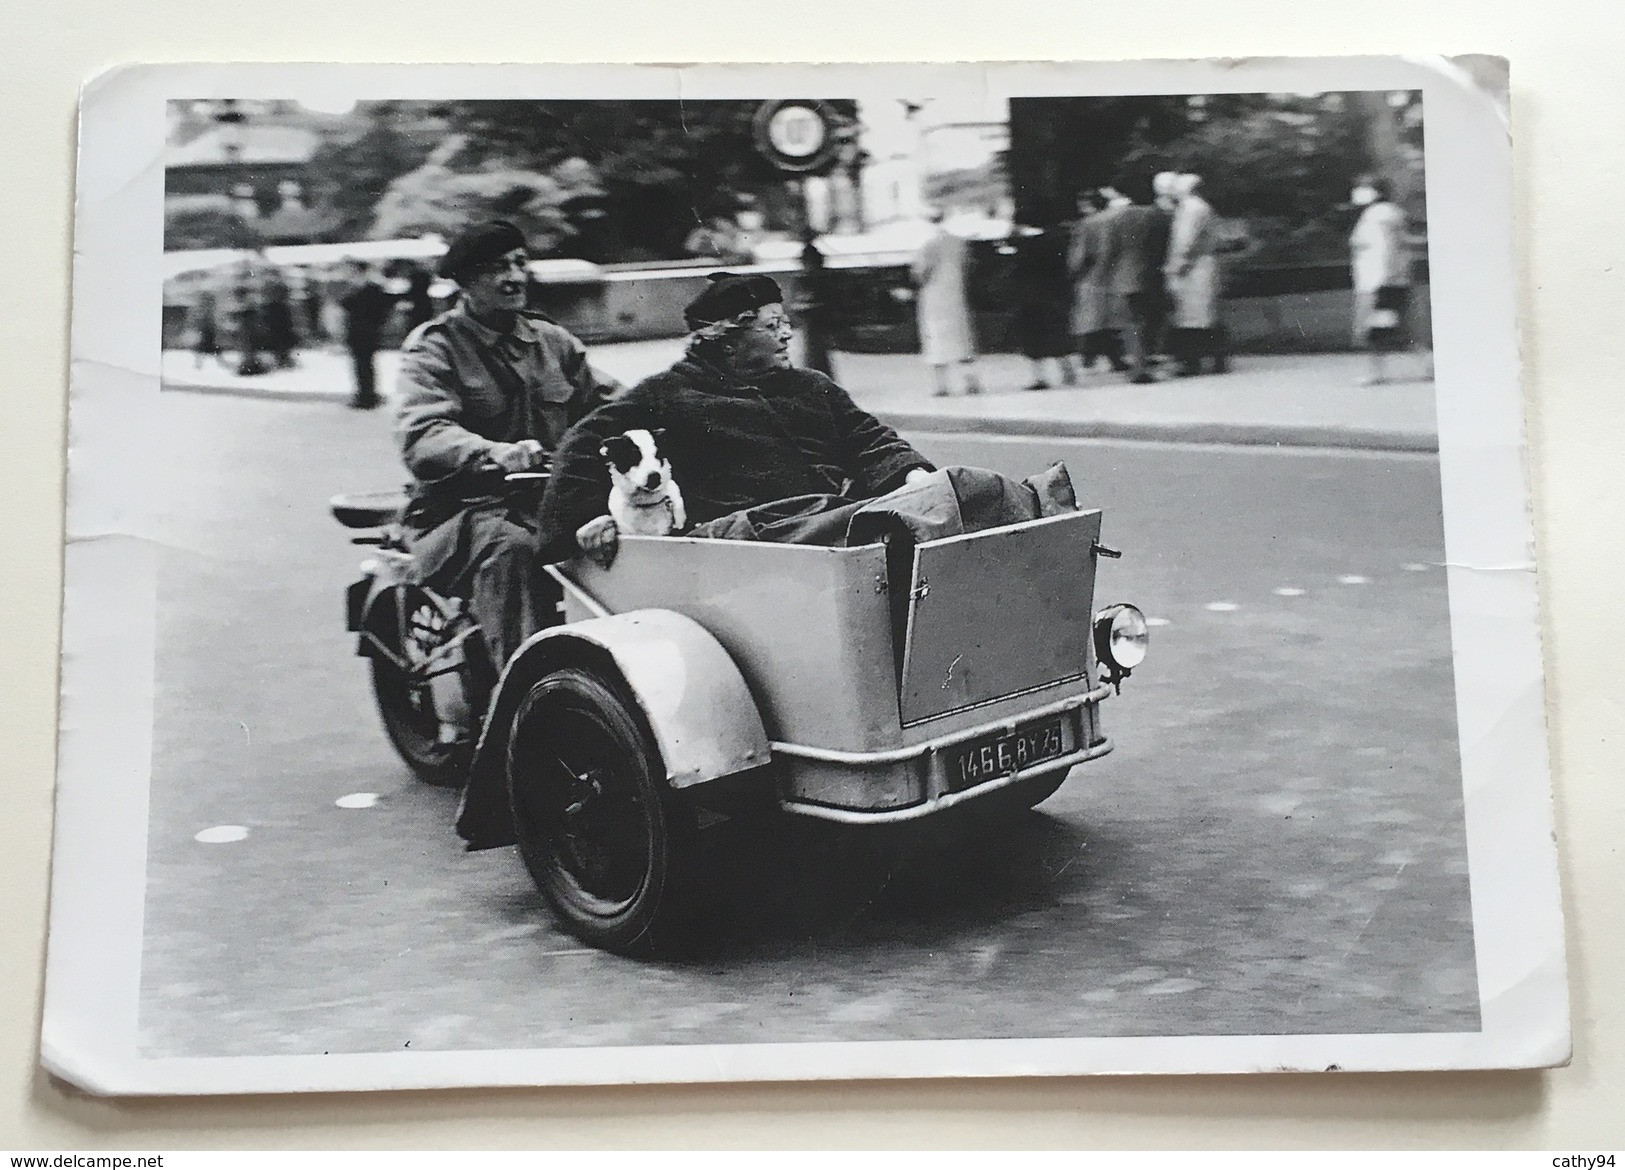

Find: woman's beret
683;271;783;329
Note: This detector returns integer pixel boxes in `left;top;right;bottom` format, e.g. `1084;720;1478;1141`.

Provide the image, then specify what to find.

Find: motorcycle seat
330;489;408;529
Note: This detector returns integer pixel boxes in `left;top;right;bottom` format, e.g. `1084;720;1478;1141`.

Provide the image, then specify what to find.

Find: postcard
45;56;1566;1094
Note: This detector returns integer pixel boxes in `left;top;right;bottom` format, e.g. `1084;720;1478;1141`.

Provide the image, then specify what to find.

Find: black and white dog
600;428;687;536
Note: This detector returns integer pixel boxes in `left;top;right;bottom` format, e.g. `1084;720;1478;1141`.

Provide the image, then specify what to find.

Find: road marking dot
1402;562;1432;572
335;792;381;809
1145;617;1171;627
1338;575;1371;585
1205;601;1239;612
1274;587;1306;597
195;825;249;844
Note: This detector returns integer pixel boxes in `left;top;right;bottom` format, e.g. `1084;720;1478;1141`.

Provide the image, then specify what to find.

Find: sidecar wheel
505;667;695;956
366;596;469;788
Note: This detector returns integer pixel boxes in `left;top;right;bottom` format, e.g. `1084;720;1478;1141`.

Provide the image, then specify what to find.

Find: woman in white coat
911;210;984;397
1349;173;1414;386
1164;173;1229;376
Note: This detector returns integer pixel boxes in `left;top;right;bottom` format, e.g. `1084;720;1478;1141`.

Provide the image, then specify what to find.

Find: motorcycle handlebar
470;460;551;486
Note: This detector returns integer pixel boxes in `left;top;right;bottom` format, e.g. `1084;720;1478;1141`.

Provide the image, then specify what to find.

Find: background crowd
911;165;1420;396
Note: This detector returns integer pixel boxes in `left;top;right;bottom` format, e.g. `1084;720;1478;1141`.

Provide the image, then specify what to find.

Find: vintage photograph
46;59;1565;1093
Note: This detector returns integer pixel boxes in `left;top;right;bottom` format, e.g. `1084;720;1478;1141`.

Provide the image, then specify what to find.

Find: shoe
1129;373;1157;385
1024;380;1050;392
1212;358;1231;374
932;388;952;398
349;396;382;410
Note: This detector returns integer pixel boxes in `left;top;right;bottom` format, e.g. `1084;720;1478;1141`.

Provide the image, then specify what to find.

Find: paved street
137;392;1477;1058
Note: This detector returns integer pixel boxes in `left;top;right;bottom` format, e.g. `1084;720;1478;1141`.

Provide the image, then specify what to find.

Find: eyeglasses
748;307;793;337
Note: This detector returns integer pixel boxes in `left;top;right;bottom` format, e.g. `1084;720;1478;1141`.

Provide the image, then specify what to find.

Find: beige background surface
2;0;1617;1149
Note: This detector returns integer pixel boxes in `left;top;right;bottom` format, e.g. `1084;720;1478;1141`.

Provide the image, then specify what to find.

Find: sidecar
456;505;1148;955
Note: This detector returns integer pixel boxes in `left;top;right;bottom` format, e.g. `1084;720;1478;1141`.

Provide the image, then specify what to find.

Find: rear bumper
779;736;1113;824
772;682;1113;823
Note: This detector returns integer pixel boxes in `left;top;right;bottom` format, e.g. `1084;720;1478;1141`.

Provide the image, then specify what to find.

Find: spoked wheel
506;666;695;956
366;589;477;788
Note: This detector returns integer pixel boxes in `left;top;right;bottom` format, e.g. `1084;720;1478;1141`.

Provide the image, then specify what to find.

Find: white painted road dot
1338;575;1371;585
1274;587;1306;597
335;792;381;809
195;825;249;844
1145;617;1171;627
1403;562;1432;572
1205;602;1239;612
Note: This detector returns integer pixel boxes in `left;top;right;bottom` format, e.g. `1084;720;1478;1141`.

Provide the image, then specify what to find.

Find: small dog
601;428;687;536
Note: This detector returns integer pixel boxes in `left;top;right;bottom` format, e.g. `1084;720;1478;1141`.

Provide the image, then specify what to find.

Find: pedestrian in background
1348;173;1414;386
911;209;984;397
1164;173;1230;376
1099;172;1173;384
793;234;836;377
189;285;221;370
401;263;436;332
230;261;268;377
340;260;393;410
1067;188;1130;374
261;270;299;370
1011;222;1080;390
318;267;348;347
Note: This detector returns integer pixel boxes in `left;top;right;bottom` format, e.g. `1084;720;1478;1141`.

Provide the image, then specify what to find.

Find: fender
455;609;771;850
345;550;416;653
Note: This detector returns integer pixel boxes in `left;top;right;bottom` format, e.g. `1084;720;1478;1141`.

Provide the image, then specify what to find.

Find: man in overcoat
1097;172;1173;383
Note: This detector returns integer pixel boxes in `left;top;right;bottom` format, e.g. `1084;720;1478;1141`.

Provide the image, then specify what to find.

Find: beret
438;219;528;282
683;271;783;329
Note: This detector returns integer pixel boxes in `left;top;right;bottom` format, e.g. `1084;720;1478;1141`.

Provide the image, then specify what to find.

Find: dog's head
600;429;673;499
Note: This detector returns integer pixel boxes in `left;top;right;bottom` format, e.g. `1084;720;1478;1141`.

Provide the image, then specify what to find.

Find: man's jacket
394;302;620;527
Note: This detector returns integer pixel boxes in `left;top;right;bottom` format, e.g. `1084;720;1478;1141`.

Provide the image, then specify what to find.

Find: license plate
948;716;1067;792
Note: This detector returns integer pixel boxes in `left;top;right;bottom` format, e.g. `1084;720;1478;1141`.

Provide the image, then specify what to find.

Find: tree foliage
303;102;446;241
1010;92;1425;265
290;99;856;260
369;151;603;251
429;100;797;260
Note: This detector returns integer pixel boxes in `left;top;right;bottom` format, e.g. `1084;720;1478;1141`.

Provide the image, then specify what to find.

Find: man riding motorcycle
394;219;621;672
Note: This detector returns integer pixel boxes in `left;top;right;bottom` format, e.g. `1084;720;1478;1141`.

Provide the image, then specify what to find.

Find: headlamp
1093;603;1149;688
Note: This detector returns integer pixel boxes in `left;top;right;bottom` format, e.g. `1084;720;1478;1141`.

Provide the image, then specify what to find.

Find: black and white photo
45;57;1566;1095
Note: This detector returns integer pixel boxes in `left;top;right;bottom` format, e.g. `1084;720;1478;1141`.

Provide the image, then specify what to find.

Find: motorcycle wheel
366;591;471;788
505;666;695;956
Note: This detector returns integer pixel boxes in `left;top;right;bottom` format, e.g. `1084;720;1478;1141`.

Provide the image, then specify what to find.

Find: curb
163;379;356;405
161;380;1438;454
872;410;1439;453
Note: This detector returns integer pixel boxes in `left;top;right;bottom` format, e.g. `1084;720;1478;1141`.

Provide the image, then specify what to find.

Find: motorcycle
329;468;550;787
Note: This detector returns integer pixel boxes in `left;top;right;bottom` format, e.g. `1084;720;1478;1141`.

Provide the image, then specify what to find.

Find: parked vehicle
331;471;1149;955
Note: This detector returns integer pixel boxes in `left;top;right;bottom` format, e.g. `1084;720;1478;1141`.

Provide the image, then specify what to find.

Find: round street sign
752;100;846;175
